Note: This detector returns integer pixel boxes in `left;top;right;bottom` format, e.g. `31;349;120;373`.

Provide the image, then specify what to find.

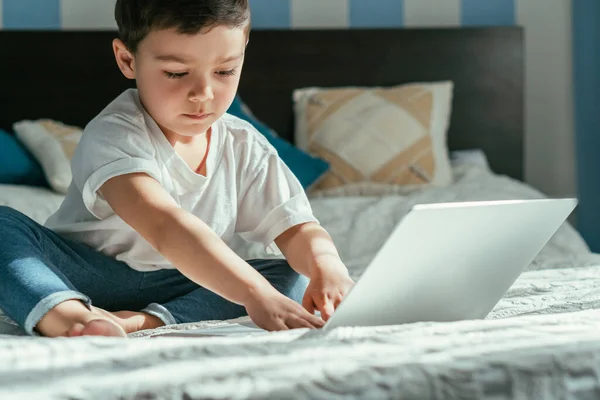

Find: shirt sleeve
71;114;162;220
235;148;319;255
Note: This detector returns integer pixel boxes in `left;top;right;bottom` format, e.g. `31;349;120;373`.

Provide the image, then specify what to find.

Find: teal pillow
227;95;329;189
0;129;46;186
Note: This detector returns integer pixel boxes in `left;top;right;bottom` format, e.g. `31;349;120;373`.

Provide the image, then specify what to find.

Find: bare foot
90;307;164;333
35;300;165;338
110;310;165;333
67;319;127;337
65;310;163;337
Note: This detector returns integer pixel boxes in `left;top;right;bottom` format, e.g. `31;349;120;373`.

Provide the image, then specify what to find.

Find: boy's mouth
183;113;212;120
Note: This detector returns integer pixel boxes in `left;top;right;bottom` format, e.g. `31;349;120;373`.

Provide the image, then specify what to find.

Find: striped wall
0;0;534;30
0;1;591;246
0;0;517;30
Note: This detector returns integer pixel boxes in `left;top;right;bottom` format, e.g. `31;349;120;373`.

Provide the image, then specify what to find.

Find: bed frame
0;27;523;180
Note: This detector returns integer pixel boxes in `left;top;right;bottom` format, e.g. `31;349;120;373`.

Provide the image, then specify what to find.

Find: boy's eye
165;71;188;79
217;69;236;77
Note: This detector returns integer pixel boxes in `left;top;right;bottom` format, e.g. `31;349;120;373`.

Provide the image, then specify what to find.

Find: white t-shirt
45;89;318;272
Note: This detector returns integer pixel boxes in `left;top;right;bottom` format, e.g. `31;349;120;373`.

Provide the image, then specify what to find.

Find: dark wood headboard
0;27;523;180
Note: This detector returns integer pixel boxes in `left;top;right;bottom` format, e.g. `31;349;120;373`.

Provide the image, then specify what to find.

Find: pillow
227;94;330;189
13;119;83;194
293;81;454;194
0;129;47;186
227;94;280;138
450;149;491;170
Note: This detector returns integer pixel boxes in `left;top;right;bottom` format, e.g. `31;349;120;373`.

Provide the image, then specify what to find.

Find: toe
79;319;127;337
67;323;85;337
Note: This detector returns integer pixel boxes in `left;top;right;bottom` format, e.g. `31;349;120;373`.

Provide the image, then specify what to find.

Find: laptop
156;198;577;338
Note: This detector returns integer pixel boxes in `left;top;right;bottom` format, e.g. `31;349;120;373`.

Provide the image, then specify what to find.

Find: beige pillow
13;119;83;194
293;81;454;194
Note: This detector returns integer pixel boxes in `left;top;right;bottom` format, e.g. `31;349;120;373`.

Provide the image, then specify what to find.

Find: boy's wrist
308;253;348;278
239;275;276;306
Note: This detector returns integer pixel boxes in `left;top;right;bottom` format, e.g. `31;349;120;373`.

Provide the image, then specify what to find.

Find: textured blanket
2;264;600;399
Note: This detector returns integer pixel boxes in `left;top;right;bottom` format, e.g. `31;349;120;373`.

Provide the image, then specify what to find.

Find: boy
0;0;354;338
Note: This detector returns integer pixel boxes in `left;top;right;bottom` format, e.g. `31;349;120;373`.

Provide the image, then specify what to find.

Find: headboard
0;27;524;180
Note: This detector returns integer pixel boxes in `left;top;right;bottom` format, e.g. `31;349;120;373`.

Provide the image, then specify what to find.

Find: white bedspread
1;165;600;399
2;265;600;399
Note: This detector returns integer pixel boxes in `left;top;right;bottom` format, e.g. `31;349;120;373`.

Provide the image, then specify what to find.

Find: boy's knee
277;267;309;305
0;205;18;215
288;274;309;304
250;259;310;304
0;206;27;224
0;206;37;235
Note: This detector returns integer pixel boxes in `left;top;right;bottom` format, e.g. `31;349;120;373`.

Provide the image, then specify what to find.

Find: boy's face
114;24;247;138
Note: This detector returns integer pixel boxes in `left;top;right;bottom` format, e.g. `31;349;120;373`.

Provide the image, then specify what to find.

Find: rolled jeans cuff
25;291;91;336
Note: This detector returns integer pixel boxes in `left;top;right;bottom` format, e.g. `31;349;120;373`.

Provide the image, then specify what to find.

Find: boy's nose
189;84;214;102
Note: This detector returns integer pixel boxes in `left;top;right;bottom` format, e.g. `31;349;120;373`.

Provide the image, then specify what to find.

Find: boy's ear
113;38;136;79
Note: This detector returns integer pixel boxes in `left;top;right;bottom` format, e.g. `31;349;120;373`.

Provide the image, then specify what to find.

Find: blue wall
573;0;600;251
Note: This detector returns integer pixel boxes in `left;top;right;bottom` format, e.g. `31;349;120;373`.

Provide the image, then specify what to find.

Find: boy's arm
99;172;324;329
274;222;346;278
100;173;267;304
275;222;354;320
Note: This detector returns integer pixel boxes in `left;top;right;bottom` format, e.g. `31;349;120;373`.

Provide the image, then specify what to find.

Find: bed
2;27;600;399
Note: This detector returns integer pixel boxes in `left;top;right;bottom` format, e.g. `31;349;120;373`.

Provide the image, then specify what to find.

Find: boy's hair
115;0;251;53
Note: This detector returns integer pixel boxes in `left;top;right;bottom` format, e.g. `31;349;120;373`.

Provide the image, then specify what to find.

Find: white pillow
0;184;64;224
13;119;83;194
450;149;491;170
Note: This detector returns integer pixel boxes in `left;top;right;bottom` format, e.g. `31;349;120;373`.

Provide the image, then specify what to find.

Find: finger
320;298;335;322
287;316;316;330
333;291;346;308
333;295;343;309
305;311;326;328
302;293;315;314
271;319;289;332
294;301;325;328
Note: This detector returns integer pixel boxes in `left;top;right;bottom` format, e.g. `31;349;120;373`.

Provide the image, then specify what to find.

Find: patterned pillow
293;81;454;194
13;119;83;194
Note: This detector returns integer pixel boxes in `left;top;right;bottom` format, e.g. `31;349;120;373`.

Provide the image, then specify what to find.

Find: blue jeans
0;206;309;335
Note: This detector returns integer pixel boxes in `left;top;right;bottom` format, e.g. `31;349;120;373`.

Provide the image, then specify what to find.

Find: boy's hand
243;283;325;331
303;257;355;321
